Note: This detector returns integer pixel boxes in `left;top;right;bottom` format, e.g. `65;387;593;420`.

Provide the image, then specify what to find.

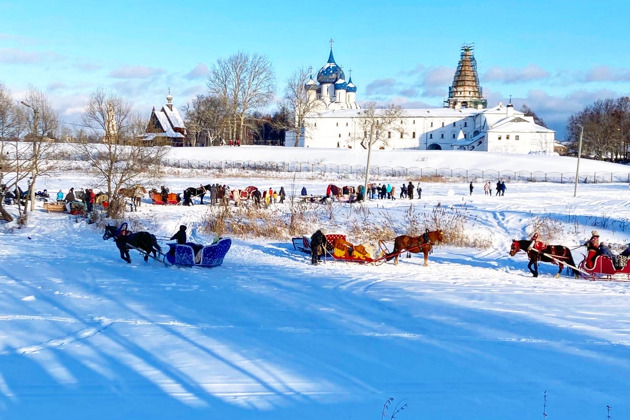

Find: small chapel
143;92;187;146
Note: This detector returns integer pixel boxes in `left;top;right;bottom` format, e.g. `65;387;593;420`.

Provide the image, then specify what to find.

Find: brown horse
509;239;578;278
387;229;444;266
119;185;147;208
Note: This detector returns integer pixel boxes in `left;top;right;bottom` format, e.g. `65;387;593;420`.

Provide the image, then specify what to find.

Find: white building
286;46;555;154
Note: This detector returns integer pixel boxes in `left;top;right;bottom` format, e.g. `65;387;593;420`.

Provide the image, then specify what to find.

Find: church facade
286;45;555;154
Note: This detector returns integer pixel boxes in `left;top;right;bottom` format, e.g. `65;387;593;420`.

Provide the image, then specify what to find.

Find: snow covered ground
1;147;630;420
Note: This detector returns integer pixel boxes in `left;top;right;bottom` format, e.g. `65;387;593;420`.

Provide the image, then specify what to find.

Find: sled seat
200;238;232;267
174;244;195;266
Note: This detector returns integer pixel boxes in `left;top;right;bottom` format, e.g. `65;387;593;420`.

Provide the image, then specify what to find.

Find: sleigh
43;201;66;213
292;233;388;265
230;186;257;201
149;191;180;205
163;238;232;267
578;254;630;281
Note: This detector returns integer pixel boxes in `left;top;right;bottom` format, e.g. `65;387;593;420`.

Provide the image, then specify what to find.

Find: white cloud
584;66;630;82
109;66;166;79
0;48;62;64
185;63;210;80
483;64;550;83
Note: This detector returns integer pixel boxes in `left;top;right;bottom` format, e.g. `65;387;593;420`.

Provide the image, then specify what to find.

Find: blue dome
346;76;357;93
317;49;344;84
334;78;347;90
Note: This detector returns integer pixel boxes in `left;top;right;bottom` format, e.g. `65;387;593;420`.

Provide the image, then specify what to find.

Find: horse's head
103;225;116;240
509;240;521;256
434;229;445;242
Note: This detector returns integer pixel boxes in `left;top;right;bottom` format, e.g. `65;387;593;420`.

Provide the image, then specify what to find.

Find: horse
119;185;147;208
509;239;578;278
184;184;212;205
327;184;342;200
94;192;108;206
387;229;444;266
103;224;161;263
251;189;262;207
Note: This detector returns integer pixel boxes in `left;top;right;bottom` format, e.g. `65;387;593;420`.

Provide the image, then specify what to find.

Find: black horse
103;224;161;263
510;239;578;278
184;184;212;205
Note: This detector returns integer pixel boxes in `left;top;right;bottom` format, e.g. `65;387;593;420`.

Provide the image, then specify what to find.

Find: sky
1;0;629;139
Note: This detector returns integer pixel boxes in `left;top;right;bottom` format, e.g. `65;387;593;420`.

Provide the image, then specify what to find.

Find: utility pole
573;124;583;197
607;405;612;420
542;390;548;419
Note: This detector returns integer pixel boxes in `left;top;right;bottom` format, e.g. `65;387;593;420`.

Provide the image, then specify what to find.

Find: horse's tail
565;247;579;277
152;235;162;254
385;244;399;261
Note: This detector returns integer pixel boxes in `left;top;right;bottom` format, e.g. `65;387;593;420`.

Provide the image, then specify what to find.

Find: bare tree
20;88;60;213
75;89;168;218
0;83;22;221
207;52;276;144
356;101;405;198
184;94;231;146
281;67;319;146
519;104;548;128
567;97;630;160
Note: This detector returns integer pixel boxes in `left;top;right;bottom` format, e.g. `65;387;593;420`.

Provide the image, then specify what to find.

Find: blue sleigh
163;238;232;267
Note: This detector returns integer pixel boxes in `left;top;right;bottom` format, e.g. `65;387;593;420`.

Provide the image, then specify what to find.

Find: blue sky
1;0;629;139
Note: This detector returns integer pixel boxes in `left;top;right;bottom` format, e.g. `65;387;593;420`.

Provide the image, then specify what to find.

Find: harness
114;222;130;239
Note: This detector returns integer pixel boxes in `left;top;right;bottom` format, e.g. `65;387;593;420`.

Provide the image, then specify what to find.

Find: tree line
567;96;630;161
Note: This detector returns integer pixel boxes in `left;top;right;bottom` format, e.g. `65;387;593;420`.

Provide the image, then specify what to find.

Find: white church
286;45;555;154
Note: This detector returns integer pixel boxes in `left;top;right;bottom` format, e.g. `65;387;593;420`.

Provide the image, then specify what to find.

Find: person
160;186;168;204
171;225;187;244
599;242;616;259
483;182;489;195
469;182;474;195
496;181;501;196
56;190;64;202
584;230;600;268
301;186;307;196
87;188;95;212
65;188;75;203
223;186;231;205
310;228;328;265
500;180;507;196
183;189;192;206
407;181;414;199
400;183;407;199
279;186;286;204
417;185;422;199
